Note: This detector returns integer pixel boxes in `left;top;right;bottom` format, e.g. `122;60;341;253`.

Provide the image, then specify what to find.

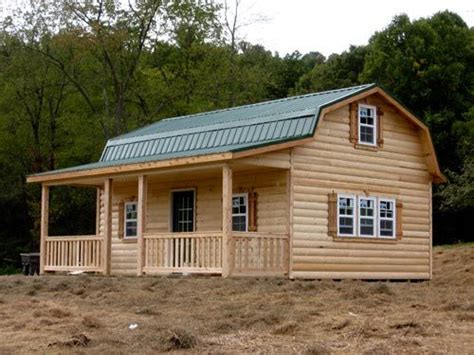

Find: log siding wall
107;169;288;275
290;95;432;279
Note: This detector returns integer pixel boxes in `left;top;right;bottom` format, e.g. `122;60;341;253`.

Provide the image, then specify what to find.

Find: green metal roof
32;83;376;176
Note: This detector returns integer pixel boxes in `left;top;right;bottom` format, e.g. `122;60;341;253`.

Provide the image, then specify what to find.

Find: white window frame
358;104;377;146
124;201;138;239
358;196;377;238
378;198;396;239
232;193;248;232
337;194;357;237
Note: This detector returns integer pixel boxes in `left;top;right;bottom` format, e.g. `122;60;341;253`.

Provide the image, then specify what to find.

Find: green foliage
294;45;367;94
438;157;474;211
0;4;472;270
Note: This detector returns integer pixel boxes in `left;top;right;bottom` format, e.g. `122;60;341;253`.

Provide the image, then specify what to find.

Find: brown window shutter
118;201;125;239
328;192;338;237
248;192;258;232
349;103;358;144
396;199;403;239
377;107;384;147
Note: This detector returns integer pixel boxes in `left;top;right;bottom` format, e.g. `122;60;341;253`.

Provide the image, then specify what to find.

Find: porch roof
28;84;375;180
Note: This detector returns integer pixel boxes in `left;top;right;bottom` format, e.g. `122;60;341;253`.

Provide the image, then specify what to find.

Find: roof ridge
160;83;373;123
112;83;374;141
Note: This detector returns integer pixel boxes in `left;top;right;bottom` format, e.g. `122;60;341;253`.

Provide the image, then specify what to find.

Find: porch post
103;178;113;275
39;184;49;274
95;187;101;235
137;175;147;276
222;164;233;278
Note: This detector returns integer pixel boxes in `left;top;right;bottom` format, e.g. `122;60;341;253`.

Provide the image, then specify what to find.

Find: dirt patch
304;342;331;355
164;328;198;350
48;334;90;348
272;321;299;335
0;244;473;354
81;316;102;329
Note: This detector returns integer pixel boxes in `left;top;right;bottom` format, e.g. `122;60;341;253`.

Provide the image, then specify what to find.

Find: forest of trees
0;0;472;273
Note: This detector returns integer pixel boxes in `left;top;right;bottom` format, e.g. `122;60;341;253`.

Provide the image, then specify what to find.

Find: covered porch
38;156;291;277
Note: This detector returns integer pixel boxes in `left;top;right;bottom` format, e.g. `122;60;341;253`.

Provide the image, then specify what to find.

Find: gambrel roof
27;84;445;183
102;83;374;165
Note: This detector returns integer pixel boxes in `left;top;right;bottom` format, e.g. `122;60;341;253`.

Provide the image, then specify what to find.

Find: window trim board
336;193;398;240
357;196;377;238
378;197;396;239
358;103;378;147
232;192;249;232
123;201;138;240
336;194;357;237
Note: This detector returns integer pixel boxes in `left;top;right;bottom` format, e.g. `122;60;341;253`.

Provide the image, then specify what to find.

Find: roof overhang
26;85;446;185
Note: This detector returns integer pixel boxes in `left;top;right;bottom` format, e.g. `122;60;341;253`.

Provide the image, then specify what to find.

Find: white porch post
222;164;233;278
39;184;49;274
137;175;147;276
103;178;113;275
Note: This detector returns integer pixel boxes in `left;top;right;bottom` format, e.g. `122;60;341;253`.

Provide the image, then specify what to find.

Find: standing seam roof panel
91;84;374;165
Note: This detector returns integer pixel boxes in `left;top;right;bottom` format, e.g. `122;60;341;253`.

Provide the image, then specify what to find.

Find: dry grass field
0;244;473;354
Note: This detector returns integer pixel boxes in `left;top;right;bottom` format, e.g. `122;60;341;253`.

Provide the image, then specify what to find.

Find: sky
236;0;474;57
0;0;472;57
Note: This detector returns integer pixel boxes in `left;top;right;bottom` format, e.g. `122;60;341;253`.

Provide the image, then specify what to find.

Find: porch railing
232;232;289;276
143;232;223;274
44;235;103;272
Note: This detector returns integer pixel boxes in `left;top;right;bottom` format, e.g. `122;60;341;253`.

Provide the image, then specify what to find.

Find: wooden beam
39;185;49;274
103;178;112;275
26;153;233;184
288;150;294;279
137;175;147;276
95;187;101;235
429;181;433;280
222;164;233;278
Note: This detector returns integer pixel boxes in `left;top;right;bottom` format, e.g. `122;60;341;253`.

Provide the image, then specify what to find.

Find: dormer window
358;104;377;146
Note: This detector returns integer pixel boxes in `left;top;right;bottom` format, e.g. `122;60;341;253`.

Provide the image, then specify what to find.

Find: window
124;202;138;239
379;199;395;238
358;197;376;237
232;193;248;232
358;104;377;145
337;195;356;236
334;194;398;239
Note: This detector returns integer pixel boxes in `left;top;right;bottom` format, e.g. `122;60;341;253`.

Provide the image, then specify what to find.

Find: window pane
360;216;374;236
360;126;374;144
338;197;354;215
380;220;394;236
339;226;353;234
379;201;393;218
125;221;137;237
360;199;374;217
232;216;246;231
232;197;240;213
339;216;354;235
126;203;137;219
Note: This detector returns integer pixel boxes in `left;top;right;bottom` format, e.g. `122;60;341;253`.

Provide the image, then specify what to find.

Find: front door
171;190;195;267
172;190;195;232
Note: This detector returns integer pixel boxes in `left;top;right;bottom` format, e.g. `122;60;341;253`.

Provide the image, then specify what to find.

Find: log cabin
27;84;445;279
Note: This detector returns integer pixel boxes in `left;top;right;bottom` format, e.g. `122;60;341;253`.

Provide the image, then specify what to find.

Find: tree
361;11;474;244
294;45;366;94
